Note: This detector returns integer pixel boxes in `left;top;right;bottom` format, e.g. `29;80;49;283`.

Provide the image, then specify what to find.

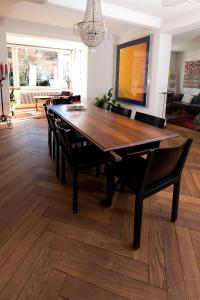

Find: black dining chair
52;98;72;105
134;111;165;149
44;103;53;157
128;112;165;153
111;105;132;118
68;95;81;103
116;111;166;161
113;138;193;249
135;111;165;129
61;91;72;97
97;102;111;110
113;111;166;192
48;112;87;178
55;121;114;213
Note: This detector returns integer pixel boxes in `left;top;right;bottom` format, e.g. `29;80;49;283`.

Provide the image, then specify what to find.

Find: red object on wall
0;63;3;75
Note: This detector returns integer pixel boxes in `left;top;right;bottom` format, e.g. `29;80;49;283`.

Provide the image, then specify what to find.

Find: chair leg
133;196;143;250
49;129;52;157
61;151;66;184
73;172;78;214
52;136;55;160
120;179;126;192
105;161;114;207
48;127;50;145
96;165;101;177
171;181;180;222
56;143;60;177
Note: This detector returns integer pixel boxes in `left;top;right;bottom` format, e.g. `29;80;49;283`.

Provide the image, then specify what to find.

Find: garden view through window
7;46;72;89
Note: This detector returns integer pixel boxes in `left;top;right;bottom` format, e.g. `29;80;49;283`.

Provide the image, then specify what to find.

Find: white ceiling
104;0;200;19
1;0;200;50
0;0;141;36
172;29;200;51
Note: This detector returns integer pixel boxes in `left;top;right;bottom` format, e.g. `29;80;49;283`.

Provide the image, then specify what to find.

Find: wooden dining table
49;104;178;152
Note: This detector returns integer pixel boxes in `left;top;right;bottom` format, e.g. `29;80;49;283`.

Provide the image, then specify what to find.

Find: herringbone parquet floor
0;118;200;300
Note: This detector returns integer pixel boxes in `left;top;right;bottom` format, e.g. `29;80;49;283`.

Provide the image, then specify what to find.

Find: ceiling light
73;0;109;49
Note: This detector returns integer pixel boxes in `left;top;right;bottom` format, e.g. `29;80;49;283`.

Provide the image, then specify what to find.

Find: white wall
87;37;115;103
115;30;172;118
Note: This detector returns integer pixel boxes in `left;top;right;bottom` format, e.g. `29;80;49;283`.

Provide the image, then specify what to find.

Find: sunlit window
7;45;72;89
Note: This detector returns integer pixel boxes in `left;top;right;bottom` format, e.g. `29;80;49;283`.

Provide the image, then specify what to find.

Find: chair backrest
48;112;60;143
43;104;52;129
135;112;165;129
140;139;193;191
98;102;111;110
55;121;75;169
61;91;72;97
52;98;72;105
111;106;132;118
68;95;81;103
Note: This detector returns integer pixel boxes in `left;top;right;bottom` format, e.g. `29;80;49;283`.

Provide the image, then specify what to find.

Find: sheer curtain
72;48;88;104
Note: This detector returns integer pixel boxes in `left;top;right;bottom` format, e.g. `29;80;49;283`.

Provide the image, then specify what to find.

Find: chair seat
73;144;113;169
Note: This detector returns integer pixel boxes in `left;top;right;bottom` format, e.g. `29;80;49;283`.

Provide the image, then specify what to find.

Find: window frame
7;44;73;90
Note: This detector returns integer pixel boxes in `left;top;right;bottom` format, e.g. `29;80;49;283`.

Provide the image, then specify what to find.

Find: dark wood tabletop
49;104;178;152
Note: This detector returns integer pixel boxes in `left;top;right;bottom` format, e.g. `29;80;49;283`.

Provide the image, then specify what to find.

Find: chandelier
73;0;108;49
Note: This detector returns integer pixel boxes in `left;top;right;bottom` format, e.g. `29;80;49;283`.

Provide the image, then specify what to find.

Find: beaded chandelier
73;0;108;49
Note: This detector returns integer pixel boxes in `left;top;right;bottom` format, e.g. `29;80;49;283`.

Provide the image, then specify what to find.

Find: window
7;45;72;89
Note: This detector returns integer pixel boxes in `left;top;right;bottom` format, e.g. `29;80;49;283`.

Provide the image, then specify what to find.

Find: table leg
35;99;38;114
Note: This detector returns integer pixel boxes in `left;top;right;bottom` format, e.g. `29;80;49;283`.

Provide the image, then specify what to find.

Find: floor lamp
162;91;174;119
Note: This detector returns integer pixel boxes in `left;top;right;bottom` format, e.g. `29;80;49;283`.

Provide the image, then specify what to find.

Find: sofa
168;93;200;115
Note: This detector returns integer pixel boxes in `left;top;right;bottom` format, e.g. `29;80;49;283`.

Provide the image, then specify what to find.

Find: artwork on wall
183;60;200;88
115;36;151;107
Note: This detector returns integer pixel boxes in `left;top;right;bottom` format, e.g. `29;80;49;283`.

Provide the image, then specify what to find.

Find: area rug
167;115;197;131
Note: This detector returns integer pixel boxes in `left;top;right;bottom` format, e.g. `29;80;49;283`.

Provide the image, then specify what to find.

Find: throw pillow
181;94;194;104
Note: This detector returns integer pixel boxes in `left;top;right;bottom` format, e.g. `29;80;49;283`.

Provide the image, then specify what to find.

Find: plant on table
95;88;119;107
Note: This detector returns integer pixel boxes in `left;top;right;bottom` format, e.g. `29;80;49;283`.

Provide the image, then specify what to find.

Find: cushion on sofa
181;94;194;104
192;94;200;105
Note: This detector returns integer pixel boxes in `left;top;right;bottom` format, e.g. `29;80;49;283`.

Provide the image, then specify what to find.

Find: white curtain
72;48;88;103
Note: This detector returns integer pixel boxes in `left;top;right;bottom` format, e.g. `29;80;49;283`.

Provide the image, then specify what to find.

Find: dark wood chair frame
113;138;193;249
117;111;166;192
97;102;111;110
111;105;132;118
131;111;165;152
55;121;115;213
48;111;88;179
44;103;53;157
52;98;72;105
135;111;165;129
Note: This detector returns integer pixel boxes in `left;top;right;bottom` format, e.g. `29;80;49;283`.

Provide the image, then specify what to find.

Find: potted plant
10;88;17;116
193;113;200;131
95;88;119;108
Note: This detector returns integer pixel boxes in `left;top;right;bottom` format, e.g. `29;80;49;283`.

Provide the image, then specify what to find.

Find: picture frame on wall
115;36;151;107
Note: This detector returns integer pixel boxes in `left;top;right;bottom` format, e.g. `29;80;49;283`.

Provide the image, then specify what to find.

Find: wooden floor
0;118;200;300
